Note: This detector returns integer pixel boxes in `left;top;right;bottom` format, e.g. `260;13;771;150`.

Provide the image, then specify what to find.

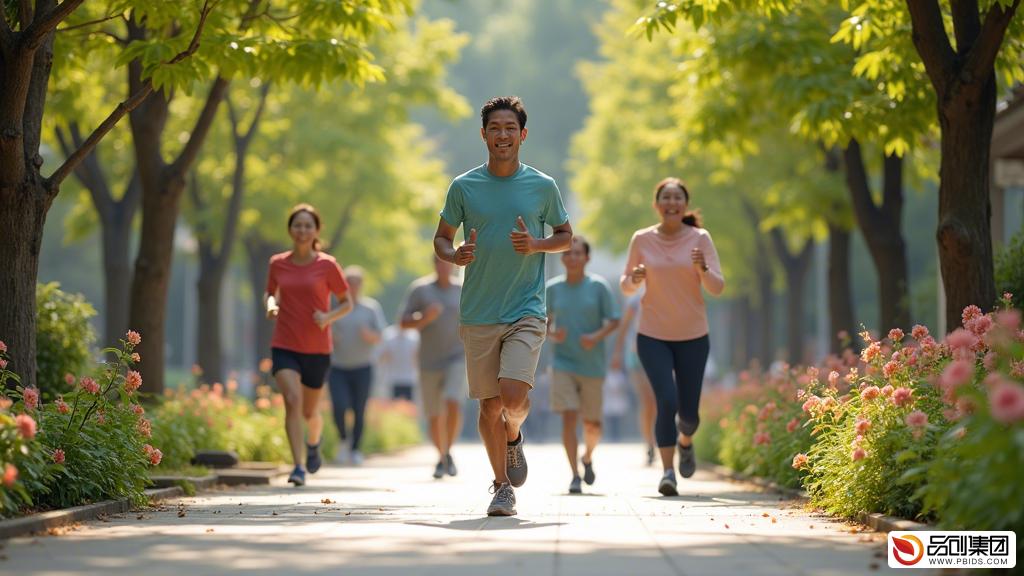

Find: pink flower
851;447;867;461
126;330;142;346
0;341;6;353
883;361;900;379
53;449;65;465
1012;361;1024;379
860;386;881;401
807;367;819;381
56;396;70;414
0;359;7;370
0;397;11;411
966;315;993;337
131;352;141;363
792;453;808;469
226;379;238;393
962;304;983;325
255;398;271;410
3;464;17;487
786;417;800;433
131;404;145;416
983;352;999;371
891;387;913;407
861;342;881;363
828;371;840;388
880;385;894;397
888;328;905;343
905;410;929;428
989;381;1024;425
946;328;979;354
802;396;822;413
80;377;100;395
143;444;162;466
955;396;976;416
753;431;771;446
15;414;36;439
995;310;1021;332
911;325;929;340
64;373;75;386
96;408;106;425
757;402;776;421
22;387;39;411
125;370;142;393
943;407;962;422
137;418;152;438
939;360;973;391
855;418;871;435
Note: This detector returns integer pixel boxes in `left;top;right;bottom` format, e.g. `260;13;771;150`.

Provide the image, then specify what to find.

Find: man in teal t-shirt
434;96;572;517
546;236;620;495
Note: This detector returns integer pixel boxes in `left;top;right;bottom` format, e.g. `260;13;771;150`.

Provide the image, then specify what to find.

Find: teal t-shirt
546;273;621;378
440;163;569;325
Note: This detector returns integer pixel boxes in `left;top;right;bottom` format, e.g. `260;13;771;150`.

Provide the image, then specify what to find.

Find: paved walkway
2;443;905;575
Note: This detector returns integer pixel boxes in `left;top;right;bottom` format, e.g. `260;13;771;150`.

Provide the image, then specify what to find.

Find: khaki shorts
459;317;546;399
420;361;468;418
551;370;605;422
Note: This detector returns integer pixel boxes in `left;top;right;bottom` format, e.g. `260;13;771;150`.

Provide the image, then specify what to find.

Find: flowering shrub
698;299;1024;531
35;282;96;399
0;332;161;517
360;398;422;454
996;230;1024;310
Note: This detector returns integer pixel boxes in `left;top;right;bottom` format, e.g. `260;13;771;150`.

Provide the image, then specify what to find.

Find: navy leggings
328;365;372;450
636;333;710;448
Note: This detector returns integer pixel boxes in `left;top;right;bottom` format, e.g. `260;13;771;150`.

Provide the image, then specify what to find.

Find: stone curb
215;465;290;486
704;461;932;534
0;486;183;540
149;474;219;491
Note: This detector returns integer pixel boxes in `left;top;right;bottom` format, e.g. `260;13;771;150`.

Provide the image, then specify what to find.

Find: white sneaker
350;450;364;466
334;444;350;465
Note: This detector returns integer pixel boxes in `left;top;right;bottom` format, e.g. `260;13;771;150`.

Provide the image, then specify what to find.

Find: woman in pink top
265;203;352;486
621;178;724;496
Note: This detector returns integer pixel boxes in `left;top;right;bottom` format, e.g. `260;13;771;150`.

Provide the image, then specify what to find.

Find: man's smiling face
481;109;526;162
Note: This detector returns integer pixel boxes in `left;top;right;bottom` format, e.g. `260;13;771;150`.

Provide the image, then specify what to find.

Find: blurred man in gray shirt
329;266;386;465
401;256;466;479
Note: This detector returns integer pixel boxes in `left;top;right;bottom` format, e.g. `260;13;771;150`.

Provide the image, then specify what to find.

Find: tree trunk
755;241;774;367
101;209;134;345
196;252;224;384
245;235;278;371
0;186;48;386
128;74;228;395
842;140;911;332
904;0;1018;327
827;223;856;353
936;84;997;325
771;231;814;365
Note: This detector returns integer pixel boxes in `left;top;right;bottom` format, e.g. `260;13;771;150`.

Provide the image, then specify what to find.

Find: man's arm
510;217;573;255
434;217;476;265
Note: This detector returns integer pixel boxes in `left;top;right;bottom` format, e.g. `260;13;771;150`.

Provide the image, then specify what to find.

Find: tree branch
328;197;360;250
1;9;13;49
905;0;957;94
20;0;85;50
957;0;1021;95
56;11;125;33
168;76;229;178
950;0;982;53
46;0;217;191
242;82;271;144
18;0;32;31
55;122;114;219
842;138;883;239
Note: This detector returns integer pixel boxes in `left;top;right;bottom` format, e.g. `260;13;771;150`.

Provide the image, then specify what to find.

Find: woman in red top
265;203;352;486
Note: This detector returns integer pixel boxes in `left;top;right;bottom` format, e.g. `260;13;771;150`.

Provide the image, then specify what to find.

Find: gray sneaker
433;459;445;479
568;475;582;494
446;453;458;477
506;432;528;488
677;443;696;478
658;470;678;496
487;482;517;516
582;459;595;485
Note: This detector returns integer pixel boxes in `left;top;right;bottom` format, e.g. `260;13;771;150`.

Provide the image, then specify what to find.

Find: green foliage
702;304;1024;528
35;283;97;399
0;334;158;516
995;229;1024;309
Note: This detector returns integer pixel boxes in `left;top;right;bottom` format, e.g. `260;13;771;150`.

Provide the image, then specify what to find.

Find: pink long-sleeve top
620;224;725;341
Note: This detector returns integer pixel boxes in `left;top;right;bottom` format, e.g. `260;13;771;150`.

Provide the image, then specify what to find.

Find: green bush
1;333;158;516
995;229;1024;309
36;282;96;399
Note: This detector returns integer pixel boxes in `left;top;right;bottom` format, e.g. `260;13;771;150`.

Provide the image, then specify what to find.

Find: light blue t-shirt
546;273;621;378
440;163;569;325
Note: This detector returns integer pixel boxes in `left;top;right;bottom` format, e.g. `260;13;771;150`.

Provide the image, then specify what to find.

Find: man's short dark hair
481;96;527;129
573;235;590;256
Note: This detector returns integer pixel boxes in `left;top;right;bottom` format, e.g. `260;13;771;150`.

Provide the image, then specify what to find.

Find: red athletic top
266;251;349;354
